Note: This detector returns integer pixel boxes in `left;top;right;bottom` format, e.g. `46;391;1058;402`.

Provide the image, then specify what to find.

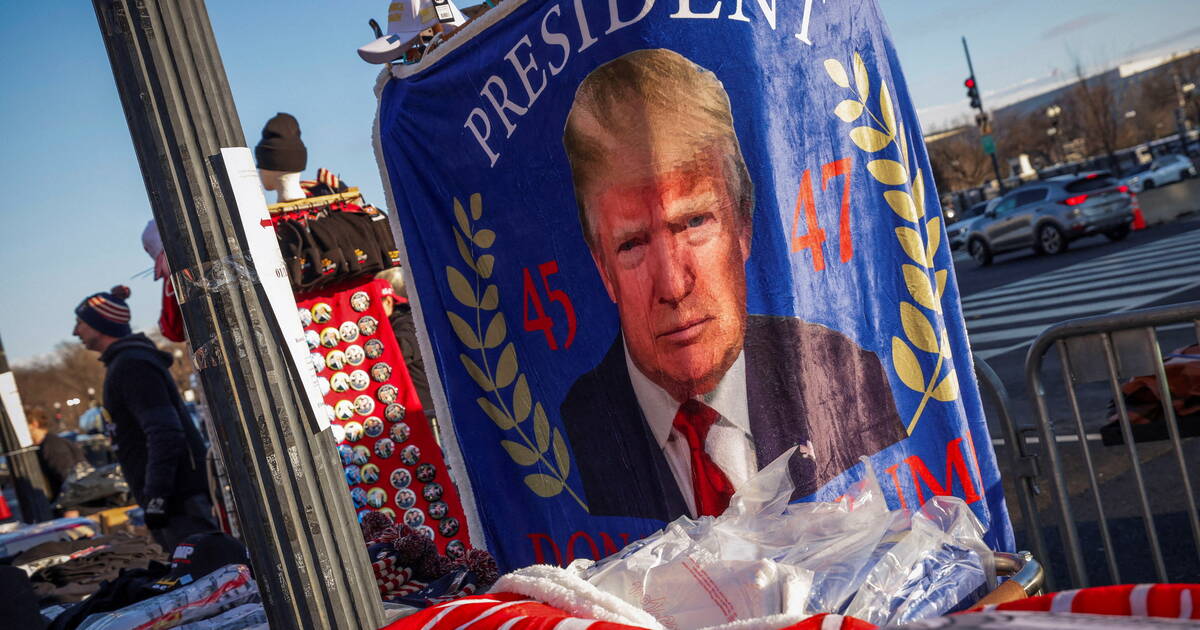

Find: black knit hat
255;113;307;172
75;285;133;338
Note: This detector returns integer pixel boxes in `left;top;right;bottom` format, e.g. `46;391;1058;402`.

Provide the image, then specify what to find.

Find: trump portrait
559;48;907;522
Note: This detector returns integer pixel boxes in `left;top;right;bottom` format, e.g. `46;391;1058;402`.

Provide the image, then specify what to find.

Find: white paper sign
0;371;33;448
218;147;329;431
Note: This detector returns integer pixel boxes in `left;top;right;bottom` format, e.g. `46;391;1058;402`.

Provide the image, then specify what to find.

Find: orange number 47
790;157;854;271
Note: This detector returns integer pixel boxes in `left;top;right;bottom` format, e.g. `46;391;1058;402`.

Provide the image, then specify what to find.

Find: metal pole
0;333;54;523
90;2;382;628
962;36;1006;193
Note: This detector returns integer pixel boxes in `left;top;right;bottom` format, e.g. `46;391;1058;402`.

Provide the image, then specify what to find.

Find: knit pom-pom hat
75;285;132;338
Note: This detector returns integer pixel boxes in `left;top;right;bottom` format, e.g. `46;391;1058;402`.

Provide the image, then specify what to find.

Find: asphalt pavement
949;188;1200;588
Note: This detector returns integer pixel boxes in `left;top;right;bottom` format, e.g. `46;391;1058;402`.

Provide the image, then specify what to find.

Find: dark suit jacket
560;315;905;521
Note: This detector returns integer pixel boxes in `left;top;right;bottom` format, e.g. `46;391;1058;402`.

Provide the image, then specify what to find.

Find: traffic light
965;76;981;109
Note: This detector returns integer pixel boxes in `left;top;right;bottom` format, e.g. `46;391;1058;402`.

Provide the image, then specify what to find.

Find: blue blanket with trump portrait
374;0;1014;570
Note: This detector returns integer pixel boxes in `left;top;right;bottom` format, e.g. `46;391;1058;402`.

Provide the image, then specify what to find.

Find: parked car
965;172;1133;266
1124;154;1196;192
947;198;998;250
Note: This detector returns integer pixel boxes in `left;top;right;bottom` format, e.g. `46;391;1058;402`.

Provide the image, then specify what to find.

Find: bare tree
1068;58;1123;173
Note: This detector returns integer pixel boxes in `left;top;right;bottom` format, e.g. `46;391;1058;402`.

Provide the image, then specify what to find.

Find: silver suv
965;172;1134;266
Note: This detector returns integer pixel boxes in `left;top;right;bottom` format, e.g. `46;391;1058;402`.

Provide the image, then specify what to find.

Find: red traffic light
964;77;976;88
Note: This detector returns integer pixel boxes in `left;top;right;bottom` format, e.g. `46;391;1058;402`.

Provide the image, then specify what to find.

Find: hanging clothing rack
267;187;363;214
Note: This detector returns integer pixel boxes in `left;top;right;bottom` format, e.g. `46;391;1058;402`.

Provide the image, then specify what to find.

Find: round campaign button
361;464;380;484
345;344;365;366
358;315;379;337
343;420;364;442
395;488;417;509
390;422;410;443
305;330;320;350
403;508;425;528
338;444;353;466
330;422;345;444
366;487;387;509
422;482;443;503
317;377;330;397
344;465;361;486
445;540;466;559
320;327;340;348
415;463;436;483
376;384;398;404
310;352;326;373
334;400;355;421
350;370;371;392
438;517;459;538
351;445;371;466
330;372;351;393
374;437;395;459
377;507;396;520
350;487;367;507
400;445;420;466
350;290;371;312
339;321;360;344
385;403;406;422
428;501;448;520
312;302;333;324
389;468;412;489
371;362;393;383
325;350;346;371
364;338;385;359
298;307;312;327
417;525;436;540
355;395;377;417
326;405;339;425
362;415;383;438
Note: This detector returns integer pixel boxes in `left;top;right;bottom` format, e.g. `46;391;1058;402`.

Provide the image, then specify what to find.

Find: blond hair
563;48;754;249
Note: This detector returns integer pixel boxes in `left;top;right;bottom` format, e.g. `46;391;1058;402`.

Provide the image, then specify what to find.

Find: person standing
73;285;214;549
27;408;88;517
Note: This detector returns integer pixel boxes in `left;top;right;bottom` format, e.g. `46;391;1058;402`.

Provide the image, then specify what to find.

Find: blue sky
2;1;1198;365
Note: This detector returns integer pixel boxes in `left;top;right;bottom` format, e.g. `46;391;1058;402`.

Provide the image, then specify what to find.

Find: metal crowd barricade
1023;301;1200;588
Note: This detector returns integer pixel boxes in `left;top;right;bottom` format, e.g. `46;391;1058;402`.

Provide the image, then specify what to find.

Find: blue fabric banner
375;0;1014;570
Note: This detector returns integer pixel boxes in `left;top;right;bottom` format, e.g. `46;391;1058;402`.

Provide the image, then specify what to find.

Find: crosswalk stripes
960;227;1200;359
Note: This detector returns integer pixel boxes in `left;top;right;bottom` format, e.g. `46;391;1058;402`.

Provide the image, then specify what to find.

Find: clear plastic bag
580;448;994;628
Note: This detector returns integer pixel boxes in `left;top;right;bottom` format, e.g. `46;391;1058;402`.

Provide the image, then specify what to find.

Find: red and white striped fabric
976;583;1200;620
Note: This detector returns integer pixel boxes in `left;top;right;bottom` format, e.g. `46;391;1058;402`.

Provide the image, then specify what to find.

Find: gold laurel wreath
823;53;960;435
442;194;588;510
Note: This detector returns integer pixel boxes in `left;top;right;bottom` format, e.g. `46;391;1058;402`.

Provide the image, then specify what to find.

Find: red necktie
672;399;735;517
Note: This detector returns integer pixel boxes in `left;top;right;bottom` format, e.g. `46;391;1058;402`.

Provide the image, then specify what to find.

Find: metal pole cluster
0;334;54;523
90;2;382;628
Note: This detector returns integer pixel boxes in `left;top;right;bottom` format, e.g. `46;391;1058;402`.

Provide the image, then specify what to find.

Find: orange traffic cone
1131;192;1147;230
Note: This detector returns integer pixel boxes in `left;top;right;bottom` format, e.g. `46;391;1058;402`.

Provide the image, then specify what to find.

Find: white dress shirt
624;344;758;517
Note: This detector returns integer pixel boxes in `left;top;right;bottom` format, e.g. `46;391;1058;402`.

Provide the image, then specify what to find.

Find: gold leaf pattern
867;159;908;185
483;312;506;349
939;331;953;359
901;302;939;353
473;229;496;248
525;473;564;497
891;336;925;392
850;127;892;152
512;374;531;423
880;83;896;136
501;440;538;466
853;52;870;100
446;266;477;308
495;343;517;388
912;170;926;216
895;227;927;267
930;369;959;402
534;403;550;453
453;229;477;273
824;59;850;88
925;217;942;266
447;311;482;349
478;396;514;429
460;353;493;391
884;190;918;221
469;193;483;220
935;269;948;300
834;100;864;122
479;285;499;310
552;428;570;477
453;198;472;239
902;264;939;312
477;254;496;279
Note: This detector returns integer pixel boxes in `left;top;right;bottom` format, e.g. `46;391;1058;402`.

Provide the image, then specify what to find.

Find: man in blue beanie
74;285;215;549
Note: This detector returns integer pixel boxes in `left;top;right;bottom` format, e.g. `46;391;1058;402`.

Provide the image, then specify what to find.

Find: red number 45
522;261;577;350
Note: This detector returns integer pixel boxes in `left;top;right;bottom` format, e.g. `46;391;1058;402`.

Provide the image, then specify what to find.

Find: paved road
948;210;1200;588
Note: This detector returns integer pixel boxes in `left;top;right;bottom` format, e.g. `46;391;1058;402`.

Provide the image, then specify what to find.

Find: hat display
358;1;466;64
75;285;133;338
147;532;249;593
254;113;307;173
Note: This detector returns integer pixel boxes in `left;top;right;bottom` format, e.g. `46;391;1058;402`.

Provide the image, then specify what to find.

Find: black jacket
100;334;208;507
560;316;906;521
37;433;87;500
